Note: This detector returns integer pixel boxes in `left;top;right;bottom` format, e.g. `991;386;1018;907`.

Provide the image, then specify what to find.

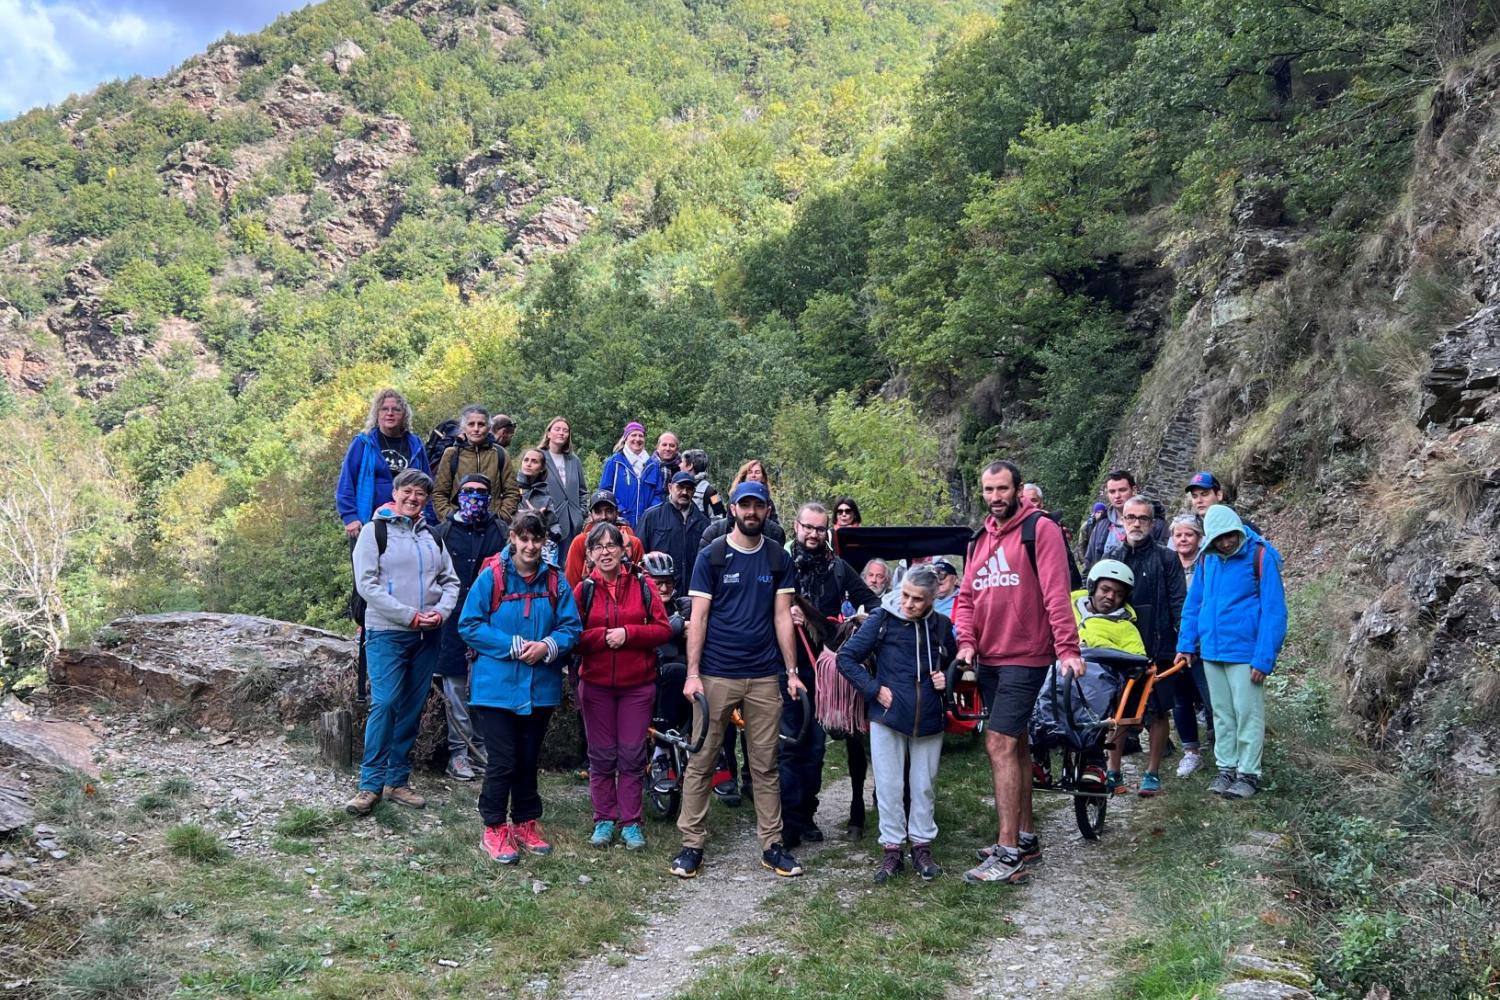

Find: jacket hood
1201;504;1247;555
880;588;938;622
373;505;419;525
985;497;1042;538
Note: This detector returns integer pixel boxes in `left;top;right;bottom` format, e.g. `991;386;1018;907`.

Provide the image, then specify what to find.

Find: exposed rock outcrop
325;39;367;76
50;612;354;730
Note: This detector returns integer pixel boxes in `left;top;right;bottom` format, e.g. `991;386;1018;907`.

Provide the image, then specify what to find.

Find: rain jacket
459;550;582;713
574;568;674;688
598;451;663;528
1177;505;1288;674
352;507;460;632
336;429;434;526
835;603;956;737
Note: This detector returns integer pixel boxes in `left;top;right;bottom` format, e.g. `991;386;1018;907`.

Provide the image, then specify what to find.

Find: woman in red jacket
575;521;673;850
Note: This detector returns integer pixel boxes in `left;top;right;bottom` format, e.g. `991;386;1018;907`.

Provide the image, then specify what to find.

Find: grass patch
54;953;156;998
166;824;229;863
275;805;338;838
143;699;192;735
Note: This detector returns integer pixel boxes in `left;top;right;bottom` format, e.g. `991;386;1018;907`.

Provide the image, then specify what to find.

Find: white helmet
1087;559;1135;591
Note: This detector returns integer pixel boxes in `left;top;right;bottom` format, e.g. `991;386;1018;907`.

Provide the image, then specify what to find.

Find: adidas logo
972;548;1021;591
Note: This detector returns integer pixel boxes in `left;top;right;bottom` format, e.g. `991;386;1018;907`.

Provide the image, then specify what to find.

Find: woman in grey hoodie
346;469;460;817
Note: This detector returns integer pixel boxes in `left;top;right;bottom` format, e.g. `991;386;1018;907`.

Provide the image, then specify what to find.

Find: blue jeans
1170;656;1214;748
360;629;440;792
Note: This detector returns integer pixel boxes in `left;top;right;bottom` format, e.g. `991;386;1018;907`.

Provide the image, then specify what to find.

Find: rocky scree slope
1095;47;1500;834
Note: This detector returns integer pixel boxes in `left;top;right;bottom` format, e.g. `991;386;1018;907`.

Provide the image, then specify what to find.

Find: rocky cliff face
0;1;594;400
1098;49;1500;834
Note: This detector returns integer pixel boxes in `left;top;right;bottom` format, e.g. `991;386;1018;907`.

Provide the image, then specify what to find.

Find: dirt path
953;772;1145;1000
557;774;855;1000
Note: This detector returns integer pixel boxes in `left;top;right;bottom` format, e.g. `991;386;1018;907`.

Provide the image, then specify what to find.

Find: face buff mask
457;490;490;521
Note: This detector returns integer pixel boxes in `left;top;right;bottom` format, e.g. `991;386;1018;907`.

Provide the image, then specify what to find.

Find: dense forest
0;0;1483;671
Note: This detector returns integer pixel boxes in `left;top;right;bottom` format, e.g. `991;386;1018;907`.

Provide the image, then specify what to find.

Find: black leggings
473;705;554;826
845;732;869;827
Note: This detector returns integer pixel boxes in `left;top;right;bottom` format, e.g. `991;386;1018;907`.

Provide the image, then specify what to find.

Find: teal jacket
1176;505;1288;674
458;549;582;713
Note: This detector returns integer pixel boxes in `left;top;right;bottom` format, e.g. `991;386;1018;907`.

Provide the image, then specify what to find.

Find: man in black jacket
780;501;880;846
1111;494;1187;797
638;472;709;595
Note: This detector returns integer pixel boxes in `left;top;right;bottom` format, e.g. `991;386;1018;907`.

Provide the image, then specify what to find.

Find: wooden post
317;709;353;769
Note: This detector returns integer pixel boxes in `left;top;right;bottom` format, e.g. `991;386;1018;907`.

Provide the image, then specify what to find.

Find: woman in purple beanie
598;420;662;529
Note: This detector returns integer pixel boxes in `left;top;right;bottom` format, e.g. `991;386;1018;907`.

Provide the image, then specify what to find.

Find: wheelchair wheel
647;786;680;822
1074;793;1107;840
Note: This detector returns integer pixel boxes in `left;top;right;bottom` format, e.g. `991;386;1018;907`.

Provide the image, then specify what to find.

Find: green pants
1202;660;1265;778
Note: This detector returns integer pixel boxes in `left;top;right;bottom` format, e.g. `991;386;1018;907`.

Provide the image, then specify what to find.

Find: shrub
165;823;228;863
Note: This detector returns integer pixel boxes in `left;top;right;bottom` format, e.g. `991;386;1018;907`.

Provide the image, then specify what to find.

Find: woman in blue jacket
1175;504;1287;801
459;512;583;865
336;388;434;536
597;420;662;529
836;564;955;884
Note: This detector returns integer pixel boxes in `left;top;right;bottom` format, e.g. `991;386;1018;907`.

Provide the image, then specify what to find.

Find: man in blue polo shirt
671;481;807;879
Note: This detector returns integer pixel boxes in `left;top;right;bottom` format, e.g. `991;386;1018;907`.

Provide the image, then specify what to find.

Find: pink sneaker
513;819;553;856
482;823;519;864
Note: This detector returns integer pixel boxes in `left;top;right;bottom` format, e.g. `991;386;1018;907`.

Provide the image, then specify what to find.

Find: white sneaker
1176;751;1202;778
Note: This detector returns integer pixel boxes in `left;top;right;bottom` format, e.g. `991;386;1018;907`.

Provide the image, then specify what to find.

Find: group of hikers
336;388;1288;886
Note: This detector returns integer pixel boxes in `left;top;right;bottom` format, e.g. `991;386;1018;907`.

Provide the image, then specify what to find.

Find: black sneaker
761;843;804;877
801;824;825;843
1018;832;1042;866
670;846;704;879
1208;768;1238;796
874;846;903;883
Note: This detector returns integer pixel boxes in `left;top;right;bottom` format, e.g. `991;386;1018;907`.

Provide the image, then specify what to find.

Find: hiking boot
590;820;616;848
1208;768;1238;796
1106;770;1126;795
446;756;476;781
620;824;647;851
874;846;904;883
1079;765;1106;791
911;843;942;881
670;846;704;878
383;785;426;809
1176;751;1203;778
1138;772;1163;797
345;789;380;816
962;847;1028;885
762;843;804;877
801;823;825;843
513;819;553;855
782;828;803;849
1224;773;1260;799
1031;761;1052;788
482;823;519;864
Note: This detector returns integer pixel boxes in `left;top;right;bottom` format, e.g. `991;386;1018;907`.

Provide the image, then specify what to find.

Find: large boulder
50;613;354;730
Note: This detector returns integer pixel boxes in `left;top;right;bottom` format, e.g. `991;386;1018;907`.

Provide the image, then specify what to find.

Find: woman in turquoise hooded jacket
1175;504;1287;800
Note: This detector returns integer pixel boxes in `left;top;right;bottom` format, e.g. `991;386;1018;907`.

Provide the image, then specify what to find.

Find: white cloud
0;1;183;118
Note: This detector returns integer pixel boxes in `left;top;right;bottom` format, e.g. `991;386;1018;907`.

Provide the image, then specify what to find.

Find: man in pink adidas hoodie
954;460;1083;886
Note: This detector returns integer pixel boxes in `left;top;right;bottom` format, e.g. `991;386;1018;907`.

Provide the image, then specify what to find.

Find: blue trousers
360;629;440;792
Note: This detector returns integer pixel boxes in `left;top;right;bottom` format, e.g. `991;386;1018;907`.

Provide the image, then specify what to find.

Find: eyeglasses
589;542;622;552
797;523;828;534
1122;513;1153;523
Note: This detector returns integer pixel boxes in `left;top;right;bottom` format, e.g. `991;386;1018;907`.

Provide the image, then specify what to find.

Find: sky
0;0;310;120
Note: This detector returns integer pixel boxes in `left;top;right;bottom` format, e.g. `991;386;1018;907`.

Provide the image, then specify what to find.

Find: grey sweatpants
870;721;942;847
441;674;479;759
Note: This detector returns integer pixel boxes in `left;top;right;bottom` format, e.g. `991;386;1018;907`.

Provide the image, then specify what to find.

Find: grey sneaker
963;847;1028;885
446;755;476;781
1208;768;1238;796
911;843;942;881
1224;773;1260;799
874;846;904;884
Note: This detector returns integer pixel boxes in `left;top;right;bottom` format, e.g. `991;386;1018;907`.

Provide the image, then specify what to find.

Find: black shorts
975;664;1048;737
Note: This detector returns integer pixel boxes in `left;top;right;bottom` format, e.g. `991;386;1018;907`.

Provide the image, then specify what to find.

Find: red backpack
478;553;560;619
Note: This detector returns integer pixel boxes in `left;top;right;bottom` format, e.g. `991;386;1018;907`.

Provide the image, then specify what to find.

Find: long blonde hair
731;459;767;491
363;388;412;436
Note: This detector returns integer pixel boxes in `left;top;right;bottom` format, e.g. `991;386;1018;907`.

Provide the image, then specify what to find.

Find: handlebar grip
942;663;961;706
794;687;813;744
687;692;710;754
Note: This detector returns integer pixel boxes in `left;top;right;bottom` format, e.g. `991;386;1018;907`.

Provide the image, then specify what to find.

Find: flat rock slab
1218;981;1315;1000
0;719;98;776
0;779;31;834
50;612;355;729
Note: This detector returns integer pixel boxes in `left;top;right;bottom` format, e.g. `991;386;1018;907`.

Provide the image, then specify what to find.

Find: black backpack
576;574;657;627
966;510;1082;591
424;419;461;470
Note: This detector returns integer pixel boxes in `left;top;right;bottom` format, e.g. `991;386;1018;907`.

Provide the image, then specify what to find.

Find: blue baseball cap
1185;471;1222;492
730;481;770;505
670;471;696;486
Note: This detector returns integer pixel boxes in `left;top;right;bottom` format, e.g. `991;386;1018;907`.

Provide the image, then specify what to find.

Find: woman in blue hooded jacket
336;388;434;535
1175;504;1287;801
459;512;583;865
598;421;663;529
835;564;955;884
